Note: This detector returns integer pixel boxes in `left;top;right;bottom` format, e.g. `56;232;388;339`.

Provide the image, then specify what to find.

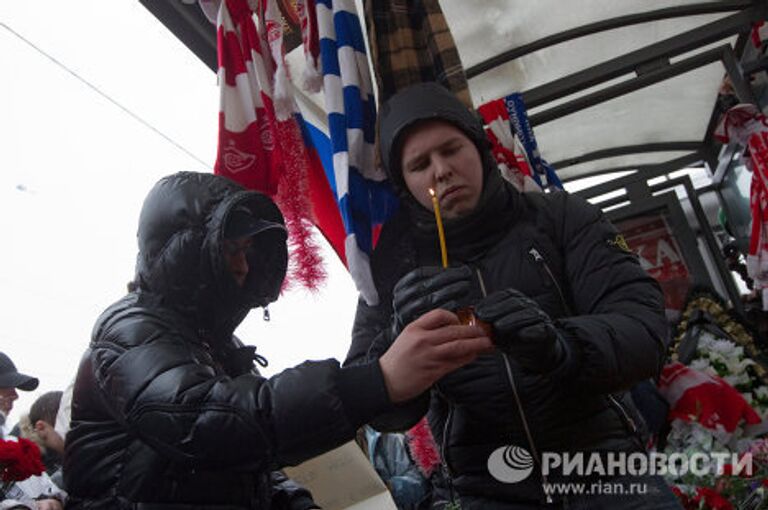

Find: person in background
0;354;63;510
345;83;680;509
64;171;492;510
357;425;429;509
18;392;65;477
0;352;39;437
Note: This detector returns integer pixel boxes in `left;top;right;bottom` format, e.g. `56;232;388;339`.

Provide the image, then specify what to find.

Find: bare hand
36;499;64;510
379;308;493;403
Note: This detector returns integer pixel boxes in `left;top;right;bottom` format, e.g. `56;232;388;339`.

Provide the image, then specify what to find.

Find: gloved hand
474;289;567;374
392;265;474;337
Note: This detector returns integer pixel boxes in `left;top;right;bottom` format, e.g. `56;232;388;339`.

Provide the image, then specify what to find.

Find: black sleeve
270;470;319;510
550;192;668;394
89;319;393;470
344;297;430;432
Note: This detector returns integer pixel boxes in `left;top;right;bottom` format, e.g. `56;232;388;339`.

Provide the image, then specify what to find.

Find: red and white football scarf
215;0;325;290
478;98;540;192
659;362;761;432
715;104;768;309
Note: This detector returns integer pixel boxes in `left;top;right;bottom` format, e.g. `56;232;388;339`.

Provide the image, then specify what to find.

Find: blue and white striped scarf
316;0;398;306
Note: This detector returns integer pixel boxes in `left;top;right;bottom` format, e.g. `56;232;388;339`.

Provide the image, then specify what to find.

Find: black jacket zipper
475;268;553;504
434;385;459;507
528;247;572;316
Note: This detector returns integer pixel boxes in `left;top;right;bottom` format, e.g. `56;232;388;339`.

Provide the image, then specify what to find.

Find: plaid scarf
364;0;471;107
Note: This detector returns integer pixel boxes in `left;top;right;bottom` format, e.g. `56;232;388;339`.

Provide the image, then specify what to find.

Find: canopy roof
142;0;767;188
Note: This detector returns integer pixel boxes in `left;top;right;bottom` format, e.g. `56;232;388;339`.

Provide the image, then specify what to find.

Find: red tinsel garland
406;417;441;478
274;119;326;292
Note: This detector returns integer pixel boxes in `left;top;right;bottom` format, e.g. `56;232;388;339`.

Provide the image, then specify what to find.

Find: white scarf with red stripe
715;104;768;310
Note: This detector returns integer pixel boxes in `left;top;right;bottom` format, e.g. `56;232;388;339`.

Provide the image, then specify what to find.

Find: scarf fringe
406;417;441;477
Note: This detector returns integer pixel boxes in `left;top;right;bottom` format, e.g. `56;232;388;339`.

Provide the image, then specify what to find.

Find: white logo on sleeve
487;445;534;483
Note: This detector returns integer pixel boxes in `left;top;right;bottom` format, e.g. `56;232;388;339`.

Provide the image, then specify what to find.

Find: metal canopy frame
605;191;715;310
518;7;764;110
142;0;767;308
141;1;766;185
561;152;707;183
464;1;755;79
140;0;217;73
492;3;766;183
575;172;743;313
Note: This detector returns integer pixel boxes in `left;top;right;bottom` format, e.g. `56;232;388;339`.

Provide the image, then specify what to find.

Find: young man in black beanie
346;83;681;509
64;171;491;510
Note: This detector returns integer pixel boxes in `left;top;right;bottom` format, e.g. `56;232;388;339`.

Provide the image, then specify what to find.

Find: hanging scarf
504;93;563;191
295;0;322;92
364;0;471;107
715;104;768;310
215;0;325;290
316;0;399;305
478;98;542;193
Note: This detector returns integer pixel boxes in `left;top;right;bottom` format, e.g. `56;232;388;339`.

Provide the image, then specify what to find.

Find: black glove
392;265;474;336
474;289;567;374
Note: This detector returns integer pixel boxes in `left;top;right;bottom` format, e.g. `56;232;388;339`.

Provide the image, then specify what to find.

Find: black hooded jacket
64;172;391;510
344;84;668;506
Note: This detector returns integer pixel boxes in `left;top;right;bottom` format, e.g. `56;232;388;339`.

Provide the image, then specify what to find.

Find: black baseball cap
224;206;287;240
0;352;39;391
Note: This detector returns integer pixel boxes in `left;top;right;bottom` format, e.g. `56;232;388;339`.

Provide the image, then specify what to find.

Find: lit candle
429;188;448;268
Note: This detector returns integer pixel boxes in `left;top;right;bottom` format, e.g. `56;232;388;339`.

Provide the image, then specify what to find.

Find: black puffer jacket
65;172;390;510
346;190;667;504
345;84;668;506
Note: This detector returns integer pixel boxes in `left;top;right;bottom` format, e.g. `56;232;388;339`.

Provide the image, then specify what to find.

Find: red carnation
0;437;45;483
693;487;734;510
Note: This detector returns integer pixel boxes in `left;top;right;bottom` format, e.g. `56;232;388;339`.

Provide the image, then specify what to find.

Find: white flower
708;338;738;356
724;372;751;388
690;358;712;372
725;357;754;376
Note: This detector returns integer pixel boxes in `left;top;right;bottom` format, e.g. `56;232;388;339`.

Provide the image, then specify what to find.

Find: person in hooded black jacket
63;172;493;510
345;83;682;509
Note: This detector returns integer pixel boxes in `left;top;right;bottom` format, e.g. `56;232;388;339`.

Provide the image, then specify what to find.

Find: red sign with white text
616;213;690;311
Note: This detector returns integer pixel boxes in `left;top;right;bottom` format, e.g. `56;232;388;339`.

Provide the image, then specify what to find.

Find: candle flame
428;187;436;197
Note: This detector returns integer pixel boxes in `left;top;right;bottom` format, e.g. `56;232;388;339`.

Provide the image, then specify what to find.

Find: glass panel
557;152;691;182
563;170;636;192
446;0;725;67
719;159;753;253
533;63;723;180
457;7;730;101
668;166;712;188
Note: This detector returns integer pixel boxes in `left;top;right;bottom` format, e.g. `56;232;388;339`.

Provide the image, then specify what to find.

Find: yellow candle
429;188;449;268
